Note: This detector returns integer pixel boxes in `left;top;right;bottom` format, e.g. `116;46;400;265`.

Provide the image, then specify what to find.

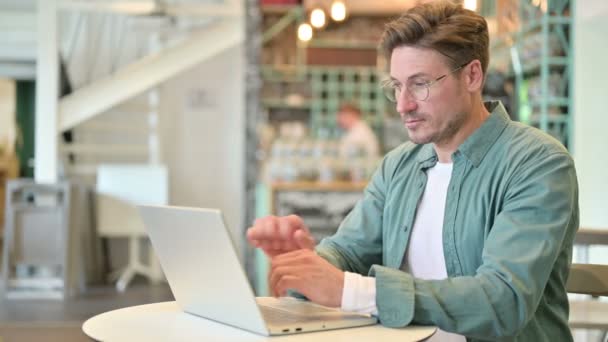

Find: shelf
261;4;300;15
309;39;379;50
520;16;571;36
261;65;308;82
492;16;571;49
529;97;570;108
262;98;311;109
529;113;569;125
509;56;569;78
271;181;367;192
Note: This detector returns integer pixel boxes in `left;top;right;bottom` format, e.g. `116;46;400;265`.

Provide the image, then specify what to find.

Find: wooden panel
0;155;19;238
306;47;377;66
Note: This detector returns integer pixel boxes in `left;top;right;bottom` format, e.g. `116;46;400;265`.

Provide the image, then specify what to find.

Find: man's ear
464;60;484;92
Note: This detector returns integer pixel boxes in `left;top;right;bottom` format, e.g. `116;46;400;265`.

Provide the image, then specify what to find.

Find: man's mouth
404;118;424;129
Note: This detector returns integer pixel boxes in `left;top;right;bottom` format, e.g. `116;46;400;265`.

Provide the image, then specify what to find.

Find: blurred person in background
336;102;380;159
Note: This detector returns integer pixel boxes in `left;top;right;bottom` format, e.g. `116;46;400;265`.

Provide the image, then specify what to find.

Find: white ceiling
303;0;419;15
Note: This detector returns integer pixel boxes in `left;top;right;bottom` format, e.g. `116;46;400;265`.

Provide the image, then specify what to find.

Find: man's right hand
246;215;315;258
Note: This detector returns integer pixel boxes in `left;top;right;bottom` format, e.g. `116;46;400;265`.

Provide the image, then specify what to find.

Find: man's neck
434;100;491;163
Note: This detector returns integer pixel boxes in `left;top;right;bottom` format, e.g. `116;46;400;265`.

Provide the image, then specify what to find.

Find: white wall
159;45;246;257
573;1;608;261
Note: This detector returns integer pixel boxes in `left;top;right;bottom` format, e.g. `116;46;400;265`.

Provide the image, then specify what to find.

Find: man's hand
269;249;344;308
246;215;315;257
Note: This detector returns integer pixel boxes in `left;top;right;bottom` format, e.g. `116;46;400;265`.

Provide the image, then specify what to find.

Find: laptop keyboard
259;305;320;324
257;297;342;324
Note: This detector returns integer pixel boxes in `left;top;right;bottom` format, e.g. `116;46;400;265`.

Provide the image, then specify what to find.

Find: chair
567;229;608;340
95;164;168;292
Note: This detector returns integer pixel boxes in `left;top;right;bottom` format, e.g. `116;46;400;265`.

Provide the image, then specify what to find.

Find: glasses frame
382;61;470;103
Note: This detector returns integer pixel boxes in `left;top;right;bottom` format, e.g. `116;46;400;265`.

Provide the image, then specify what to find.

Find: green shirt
316;102;579;341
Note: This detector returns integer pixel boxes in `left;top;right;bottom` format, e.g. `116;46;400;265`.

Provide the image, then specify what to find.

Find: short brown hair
380;1;489;75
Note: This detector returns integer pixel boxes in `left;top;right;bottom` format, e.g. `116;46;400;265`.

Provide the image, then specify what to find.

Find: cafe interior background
0;0;606;341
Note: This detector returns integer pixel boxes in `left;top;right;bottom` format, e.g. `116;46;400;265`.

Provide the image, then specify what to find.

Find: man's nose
396;90;418;114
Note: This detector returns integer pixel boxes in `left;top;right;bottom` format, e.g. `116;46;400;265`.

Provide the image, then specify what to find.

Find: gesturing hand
269;249;345;308
246;215;315;257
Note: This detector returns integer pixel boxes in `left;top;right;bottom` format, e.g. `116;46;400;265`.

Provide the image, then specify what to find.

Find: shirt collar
457;101;509;167
416;101;510;167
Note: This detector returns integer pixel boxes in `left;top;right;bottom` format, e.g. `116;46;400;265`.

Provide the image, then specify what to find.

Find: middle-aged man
247;2;579;341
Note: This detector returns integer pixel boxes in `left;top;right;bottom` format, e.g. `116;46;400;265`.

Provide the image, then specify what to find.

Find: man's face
390;46;471;146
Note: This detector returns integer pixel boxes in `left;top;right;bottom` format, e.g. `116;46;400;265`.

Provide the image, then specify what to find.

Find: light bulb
310;8;326;28
330;1;346;22
463;0;477;11
297;23;313;42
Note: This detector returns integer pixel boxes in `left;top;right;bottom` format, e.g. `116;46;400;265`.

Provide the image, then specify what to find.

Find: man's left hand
269;249;344;308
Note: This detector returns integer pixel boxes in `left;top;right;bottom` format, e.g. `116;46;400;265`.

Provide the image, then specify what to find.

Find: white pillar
35;0;59;184
573;1;608;228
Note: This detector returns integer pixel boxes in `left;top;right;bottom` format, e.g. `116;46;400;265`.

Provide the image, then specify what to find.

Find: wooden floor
0;281;174;342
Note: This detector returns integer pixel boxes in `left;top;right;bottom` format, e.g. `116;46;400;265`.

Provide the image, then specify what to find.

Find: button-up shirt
316;101;579;341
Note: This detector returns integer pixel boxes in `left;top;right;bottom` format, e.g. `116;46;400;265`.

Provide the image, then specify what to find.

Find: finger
248;216;274;241
294;229;315;250
275;275;300;297
280;239;298;252
246;228;261;247
277;216;299;241
260;241;282;258
269;265;300;297
271;249;314;268
284;215;307;231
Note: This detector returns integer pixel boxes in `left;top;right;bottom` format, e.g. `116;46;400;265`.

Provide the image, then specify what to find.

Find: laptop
139;205;378;336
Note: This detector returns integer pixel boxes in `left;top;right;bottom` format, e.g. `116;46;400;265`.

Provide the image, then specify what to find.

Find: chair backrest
566;263;608;297
95;164;168;237
568;228;608;296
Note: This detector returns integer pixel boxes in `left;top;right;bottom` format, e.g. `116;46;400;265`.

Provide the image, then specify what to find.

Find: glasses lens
409;83;429;102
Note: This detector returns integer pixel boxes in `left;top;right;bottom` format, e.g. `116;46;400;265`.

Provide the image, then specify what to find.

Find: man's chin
407;132;432;145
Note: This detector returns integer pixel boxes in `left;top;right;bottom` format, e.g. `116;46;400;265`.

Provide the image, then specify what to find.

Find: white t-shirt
341;162;466;342
339;121;380;159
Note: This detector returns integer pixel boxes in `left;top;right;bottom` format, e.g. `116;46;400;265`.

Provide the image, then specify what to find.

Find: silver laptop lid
139;205;269;335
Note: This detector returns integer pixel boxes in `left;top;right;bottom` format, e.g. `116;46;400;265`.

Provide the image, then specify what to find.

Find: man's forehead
389;47;448;79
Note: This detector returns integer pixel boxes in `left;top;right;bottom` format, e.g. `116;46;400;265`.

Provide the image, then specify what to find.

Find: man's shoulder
493;120;575;175
502;120;571;158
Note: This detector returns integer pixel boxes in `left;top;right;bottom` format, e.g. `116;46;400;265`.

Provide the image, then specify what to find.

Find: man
336;102;380;159
247;2;578;341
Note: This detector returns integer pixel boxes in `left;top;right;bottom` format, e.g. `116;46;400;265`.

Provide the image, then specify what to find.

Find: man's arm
268;156;389;305
314;151;390;274
371;152;578;339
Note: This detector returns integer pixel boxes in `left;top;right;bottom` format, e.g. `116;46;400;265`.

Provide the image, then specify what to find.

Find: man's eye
411;81;428;87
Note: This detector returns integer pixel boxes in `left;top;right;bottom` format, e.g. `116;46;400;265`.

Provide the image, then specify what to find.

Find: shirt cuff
341;271;379;315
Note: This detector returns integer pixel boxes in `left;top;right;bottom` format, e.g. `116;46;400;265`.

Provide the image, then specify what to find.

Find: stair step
77;122;150;134
61;143;149;156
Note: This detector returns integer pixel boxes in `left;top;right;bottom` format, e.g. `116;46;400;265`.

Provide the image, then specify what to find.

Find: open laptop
139;205;377;336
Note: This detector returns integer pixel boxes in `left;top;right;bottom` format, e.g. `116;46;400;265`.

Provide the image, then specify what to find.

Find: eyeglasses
381;62;469;102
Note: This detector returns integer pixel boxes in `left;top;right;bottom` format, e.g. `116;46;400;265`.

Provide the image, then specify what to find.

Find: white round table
83;301;436;342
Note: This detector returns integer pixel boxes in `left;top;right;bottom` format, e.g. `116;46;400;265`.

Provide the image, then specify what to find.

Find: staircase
0;0;244;182
0;1;244;293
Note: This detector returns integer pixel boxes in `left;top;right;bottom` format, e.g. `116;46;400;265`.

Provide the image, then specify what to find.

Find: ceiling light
330;1;346;22
310;8;326;29
463;0;477;11
297;23;313;42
